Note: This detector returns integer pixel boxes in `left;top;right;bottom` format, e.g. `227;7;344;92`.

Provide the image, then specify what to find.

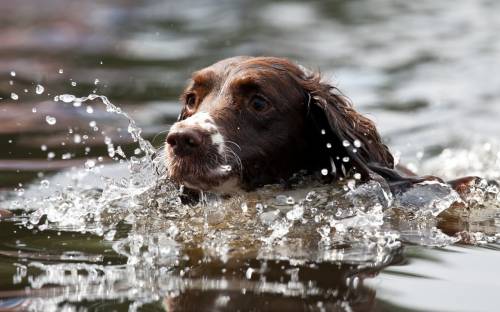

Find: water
1;0;500;311
0;95;498;311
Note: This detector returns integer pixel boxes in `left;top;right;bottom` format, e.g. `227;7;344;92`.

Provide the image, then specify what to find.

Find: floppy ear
298;72;395;182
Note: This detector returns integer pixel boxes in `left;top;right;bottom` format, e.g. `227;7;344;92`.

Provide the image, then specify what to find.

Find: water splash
57;94;156;157
1;95;499;311
6;94;172;237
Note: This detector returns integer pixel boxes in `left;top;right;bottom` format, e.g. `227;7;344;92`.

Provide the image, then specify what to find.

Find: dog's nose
166;129;204;156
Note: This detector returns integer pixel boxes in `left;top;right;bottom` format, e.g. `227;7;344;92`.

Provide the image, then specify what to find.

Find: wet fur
168;56;480;197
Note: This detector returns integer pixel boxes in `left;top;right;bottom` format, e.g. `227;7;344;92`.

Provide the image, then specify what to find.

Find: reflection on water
0;95;498;311
1;0;500;311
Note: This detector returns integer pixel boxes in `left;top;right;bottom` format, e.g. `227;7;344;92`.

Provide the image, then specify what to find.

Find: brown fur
168;56;479;195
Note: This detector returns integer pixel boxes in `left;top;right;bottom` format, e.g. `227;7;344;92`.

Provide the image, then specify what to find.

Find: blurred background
1;2;500;311
1;0;500;187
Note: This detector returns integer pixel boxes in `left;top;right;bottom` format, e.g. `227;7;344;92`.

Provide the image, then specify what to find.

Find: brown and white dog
165;56;479;197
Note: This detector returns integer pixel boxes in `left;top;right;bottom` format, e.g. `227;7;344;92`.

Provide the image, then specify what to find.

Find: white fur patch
168;112;240;192
211;133;224;153
181;112;214;129
174;112;226;155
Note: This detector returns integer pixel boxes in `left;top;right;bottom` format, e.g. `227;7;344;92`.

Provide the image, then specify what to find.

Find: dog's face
165;57;312;192
165;56;395;193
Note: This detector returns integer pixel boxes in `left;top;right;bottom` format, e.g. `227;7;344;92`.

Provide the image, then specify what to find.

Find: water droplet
86;106;94;114
85;159;96;169
16;188;25;197
47;152;55;159
32;107;37;113
321;129;326;135
61;153;72;160
24;89;28;93
9;80;13;86
73;134;81;144
71;81;77;87
40;145;47;151
115;146;126;158
10;71;16;77
45;116;57;125
342;157;350;162
342;140;350;147
321;168;328;176
40;180;50;188
35;84;45;94
245;268;254;279
58;69;64;74
354;140;362;148
104;230;115;241
59;94;75;103
326;143;332;149
10;93;18;100
354;173;361;180
89;121;96;127
94;78;100;85
347;179;356;190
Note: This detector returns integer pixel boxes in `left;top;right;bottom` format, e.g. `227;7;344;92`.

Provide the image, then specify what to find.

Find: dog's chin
166;158;240;194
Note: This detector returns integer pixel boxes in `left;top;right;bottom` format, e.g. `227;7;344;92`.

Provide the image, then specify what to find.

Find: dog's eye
185;94;196;108
251;96;269;112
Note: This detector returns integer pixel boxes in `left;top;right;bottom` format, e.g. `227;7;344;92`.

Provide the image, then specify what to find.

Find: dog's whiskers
221;145;243;174
224;140;242;151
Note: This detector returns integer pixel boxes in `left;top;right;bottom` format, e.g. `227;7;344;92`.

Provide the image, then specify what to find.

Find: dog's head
165;56;394;193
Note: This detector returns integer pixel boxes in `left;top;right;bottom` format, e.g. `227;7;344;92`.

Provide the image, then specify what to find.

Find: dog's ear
297;72;395;181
